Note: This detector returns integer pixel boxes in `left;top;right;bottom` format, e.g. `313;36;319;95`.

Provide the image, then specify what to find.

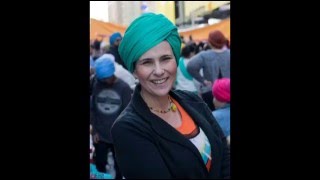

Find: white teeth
152;78;167;84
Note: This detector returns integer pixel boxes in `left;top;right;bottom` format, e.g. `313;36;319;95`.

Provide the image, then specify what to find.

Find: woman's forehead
139;41;173;60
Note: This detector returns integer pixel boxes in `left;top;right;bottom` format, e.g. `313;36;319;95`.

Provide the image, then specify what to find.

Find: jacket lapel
132;85;220;175
170;91;223;176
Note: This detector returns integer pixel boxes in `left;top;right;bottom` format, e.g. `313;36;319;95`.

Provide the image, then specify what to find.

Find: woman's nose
153;63;165;76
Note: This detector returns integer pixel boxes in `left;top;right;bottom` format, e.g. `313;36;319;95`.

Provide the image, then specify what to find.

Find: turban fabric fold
212;78;230;102
119;13;181;72
94;56;115;80
109;32;122;45
208;30;227;49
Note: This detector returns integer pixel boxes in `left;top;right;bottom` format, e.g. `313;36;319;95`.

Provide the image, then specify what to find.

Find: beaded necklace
148;96;177;114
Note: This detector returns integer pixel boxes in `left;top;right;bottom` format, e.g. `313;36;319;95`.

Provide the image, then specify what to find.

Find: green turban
119;13;181;72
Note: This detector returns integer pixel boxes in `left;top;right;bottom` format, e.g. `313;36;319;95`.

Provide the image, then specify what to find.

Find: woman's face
134;41;177;98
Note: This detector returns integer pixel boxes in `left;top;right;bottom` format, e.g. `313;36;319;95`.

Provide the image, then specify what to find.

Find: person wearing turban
107;32;126;70
111;13;230;179
212;78;230;144
187;30;230;112
91;56;132;179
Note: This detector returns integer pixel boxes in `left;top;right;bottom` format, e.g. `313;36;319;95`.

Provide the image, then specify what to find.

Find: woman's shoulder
200;50;215;55
112;103;148;130
114;103;136;122
111;103;153;142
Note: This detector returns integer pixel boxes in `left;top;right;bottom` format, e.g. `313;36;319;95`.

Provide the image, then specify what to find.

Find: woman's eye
142;61;152;65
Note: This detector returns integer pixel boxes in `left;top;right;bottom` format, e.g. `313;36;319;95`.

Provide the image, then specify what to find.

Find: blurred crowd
89;16;230;178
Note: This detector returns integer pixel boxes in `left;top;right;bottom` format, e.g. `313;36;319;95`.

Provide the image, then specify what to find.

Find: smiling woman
111;12;230;179
134;41;177;98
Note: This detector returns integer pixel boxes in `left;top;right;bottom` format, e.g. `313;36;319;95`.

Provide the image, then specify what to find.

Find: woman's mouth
151;77;168;85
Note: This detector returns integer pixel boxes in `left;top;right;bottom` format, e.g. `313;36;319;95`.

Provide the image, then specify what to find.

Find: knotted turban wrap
119;13;181;73
212;78;230;103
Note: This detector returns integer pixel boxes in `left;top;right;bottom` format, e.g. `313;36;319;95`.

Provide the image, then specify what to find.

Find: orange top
172;98;197;135
172;97;212;172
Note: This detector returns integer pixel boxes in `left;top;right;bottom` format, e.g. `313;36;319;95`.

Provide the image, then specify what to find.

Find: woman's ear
132;70;138;79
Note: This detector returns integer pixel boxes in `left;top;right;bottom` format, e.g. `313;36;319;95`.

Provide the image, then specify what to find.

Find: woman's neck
214;100;229;109
211;46;227;53
140;89;170;110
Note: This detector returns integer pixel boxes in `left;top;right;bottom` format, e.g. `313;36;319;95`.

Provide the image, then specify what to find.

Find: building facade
108;1;142;26
108;1;175;26
107;1;229;27
177;1;230;27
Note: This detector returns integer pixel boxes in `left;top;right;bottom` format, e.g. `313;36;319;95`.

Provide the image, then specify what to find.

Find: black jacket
111;84;230;179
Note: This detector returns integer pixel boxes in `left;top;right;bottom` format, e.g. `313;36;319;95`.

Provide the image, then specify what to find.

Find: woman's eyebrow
138;58;153;63
160;54;173;58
